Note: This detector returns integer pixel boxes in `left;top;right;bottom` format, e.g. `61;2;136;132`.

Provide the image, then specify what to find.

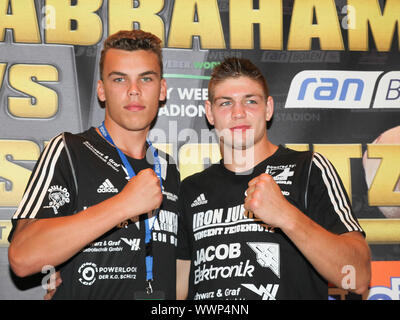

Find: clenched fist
244;173;293;229
116;168;163;220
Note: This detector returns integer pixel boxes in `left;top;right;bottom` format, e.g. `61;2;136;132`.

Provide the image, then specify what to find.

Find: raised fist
117;168;163;220
244;173;291;228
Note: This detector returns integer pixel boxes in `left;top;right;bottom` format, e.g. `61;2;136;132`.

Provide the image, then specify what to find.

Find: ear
159;78;167;102
97;80;106;102
205;100;215;126
266;96;274;121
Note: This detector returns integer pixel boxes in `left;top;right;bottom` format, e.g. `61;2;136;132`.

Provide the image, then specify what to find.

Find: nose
231;102;246;119
128;81;140;96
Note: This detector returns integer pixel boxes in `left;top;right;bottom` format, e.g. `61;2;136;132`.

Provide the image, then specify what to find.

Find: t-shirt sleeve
176;186;192;261
306;152;364;236
11;133;77;221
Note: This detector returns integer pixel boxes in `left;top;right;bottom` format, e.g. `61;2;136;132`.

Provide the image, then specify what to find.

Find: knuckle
156;193;163;204
264;173;273;181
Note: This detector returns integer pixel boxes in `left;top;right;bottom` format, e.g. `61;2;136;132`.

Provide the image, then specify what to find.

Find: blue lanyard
98;122;161;294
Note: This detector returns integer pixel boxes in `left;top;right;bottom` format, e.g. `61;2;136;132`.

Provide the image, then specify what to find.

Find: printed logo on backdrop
285;70;383;109
367;261;400;300
372;71;400;108
43;185;70;215
369;277;400;300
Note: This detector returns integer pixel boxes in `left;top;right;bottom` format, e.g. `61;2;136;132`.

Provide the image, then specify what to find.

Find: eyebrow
107;71;127;78
107;70;159;78
214;94;262;102
139;70;159;77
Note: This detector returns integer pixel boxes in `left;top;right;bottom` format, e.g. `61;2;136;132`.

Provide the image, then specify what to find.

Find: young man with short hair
176;58;371;300
9;30;180;300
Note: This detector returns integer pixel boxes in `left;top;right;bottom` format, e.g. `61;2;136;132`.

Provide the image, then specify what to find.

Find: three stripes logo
97;179;118;193
191;193;208;207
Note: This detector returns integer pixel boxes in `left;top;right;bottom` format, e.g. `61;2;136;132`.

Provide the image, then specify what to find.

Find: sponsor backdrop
0;0;399;300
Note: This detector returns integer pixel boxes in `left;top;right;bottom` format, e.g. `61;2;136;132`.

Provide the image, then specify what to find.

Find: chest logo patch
43;185;70;215
265;164;296;185
247;242;280;279
97;179;118;193
241;283;279;300
191;193;208;207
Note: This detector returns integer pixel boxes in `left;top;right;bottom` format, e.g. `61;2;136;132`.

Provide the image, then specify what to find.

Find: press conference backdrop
0;0;399;300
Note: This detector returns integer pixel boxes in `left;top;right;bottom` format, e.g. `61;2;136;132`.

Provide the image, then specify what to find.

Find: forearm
9;194;130;277
281;204;371;294
176;259;190;300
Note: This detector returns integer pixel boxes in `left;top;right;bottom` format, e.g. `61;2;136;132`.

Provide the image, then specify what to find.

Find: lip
230;125;251;131
124;103;145;112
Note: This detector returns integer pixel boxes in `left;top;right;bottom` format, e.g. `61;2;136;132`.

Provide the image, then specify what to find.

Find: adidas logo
191;193;208;207
97;179;118;193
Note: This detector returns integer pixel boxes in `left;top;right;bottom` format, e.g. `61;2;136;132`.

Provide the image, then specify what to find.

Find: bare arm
9;169;162;277
176;259;190;300
279;204;370;294
245;173;371;294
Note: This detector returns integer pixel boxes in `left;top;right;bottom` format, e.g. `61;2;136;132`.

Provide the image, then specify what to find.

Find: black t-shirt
10;128;180;299
177;145;364;300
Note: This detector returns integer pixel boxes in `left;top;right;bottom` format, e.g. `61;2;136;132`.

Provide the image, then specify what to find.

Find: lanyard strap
98;122;162;187
98;122;161;293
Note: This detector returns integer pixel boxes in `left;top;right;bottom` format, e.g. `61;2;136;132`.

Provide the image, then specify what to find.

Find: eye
245;99;258;105
219;100;232;107
141;76;153;83
113;77;125;83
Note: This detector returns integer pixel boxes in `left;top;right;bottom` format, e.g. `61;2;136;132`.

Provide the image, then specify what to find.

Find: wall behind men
0;0;399;300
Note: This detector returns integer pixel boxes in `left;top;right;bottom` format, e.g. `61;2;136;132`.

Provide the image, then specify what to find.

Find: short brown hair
99;30;163;80
208;58;269;103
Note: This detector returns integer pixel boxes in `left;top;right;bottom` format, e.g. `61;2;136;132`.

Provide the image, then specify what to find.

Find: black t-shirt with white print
177;145;364;300
11;128;180;300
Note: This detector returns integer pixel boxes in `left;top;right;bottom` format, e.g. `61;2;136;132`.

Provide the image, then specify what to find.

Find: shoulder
269;146;314;175
311;151;332;167
181;163;220;188
277;146;313;162
58;128;107;159
62;128;95;145
309;152;339;179
155;148;178;168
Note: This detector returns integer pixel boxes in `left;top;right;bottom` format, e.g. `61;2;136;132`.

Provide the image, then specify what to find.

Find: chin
121;118;153;131
220;128;257;147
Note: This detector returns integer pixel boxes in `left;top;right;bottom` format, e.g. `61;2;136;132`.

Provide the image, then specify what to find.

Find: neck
221;138;278;173
98;118;148;159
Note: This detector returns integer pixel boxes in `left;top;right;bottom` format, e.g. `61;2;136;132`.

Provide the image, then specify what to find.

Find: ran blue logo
285;70;382;109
